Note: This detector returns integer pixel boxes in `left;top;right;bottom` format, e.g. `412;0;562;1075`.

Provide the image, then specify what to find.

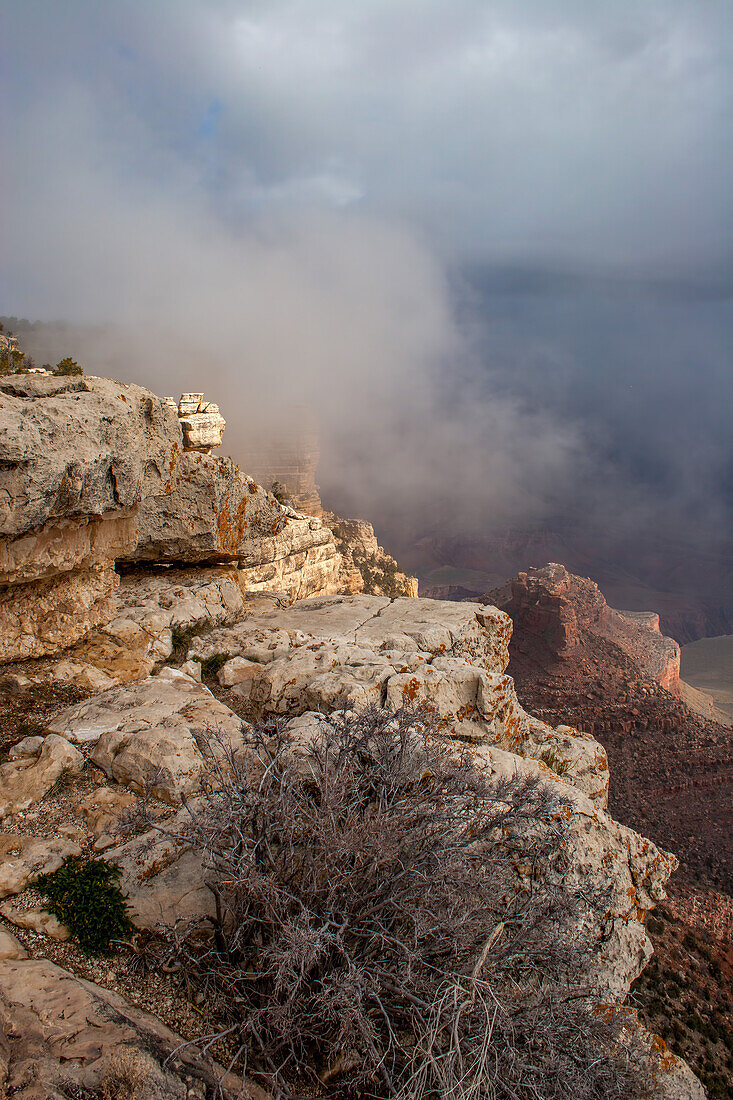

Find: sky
2;1;732;563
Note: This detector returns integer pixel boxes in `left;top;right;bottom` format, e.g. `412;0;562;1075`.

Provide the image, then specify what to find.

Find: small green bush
54;356;83;376
200;652;228;678
34;856;133;954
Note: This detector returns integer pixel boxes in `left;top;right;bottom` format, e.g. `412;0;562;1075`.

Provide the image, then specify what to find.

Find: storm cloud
2;1;732;572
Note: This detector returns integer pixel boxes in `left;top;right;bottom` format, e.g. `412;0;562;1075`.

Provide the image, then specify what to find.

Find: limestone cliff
234;407;418;598
323;512;418;597
0;375;344;661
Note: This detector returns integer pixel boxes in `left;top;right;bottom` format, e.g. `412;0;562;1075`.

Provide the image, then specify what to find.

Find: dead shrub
100;1046;152;1100
142;705;653;1099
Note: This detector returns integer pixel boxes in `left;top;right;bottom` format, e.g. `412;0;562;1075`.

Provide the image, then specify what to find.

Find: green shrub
54;356;83;376
34;856;133;954
200;652;229;678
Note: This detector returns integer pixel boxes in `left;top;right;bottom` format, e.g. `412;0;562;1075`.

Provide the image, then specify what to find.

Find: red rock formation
490;563;680;692
489;562;733;898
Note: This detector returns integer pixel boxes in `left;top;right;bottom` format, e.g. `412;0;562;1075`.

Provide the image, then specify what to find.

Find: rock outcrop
42;594;662;1000
324;512;418;597
0;957;260;1099
489;562;681;692
0;375;706;1096
0;374;173;661
0;376;348;661
49;670;245;803
175;391;226;452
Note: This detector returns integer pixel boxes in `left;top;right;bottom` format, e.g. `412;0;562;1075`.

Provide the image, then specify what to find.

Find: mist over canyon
8;270;733;640
3;0;733;628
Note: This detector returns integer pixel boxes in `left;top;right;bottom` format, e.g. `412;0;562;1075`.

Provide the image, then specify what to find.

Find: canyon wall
0;376;704;1097
489;562;680;693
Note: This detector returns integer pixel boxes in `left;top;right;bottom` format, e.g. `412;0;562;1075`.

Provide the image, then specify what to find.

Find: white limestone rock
0;736;85;821
0;562;118;663
177;393;226;452
0;833;83;899
0;374;180;585
107;816;214;930
47;674;244;803
0;957;252;1099
0;903;70;941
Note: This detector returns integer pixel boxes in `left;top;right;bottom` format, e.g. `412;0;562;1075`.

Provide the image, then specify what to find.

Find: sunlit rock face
0;374;180;659
176;392;226;453
47;592;672;1002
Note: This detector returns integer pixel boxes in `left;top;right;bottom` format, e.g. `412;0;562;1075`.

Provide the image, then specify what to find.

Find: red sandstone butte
489;562;680;693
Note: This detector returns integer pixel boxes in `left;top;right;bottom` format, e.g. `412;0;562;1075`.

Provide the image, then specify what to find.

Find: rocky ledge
0;376;703;1097
0;579;705;1096
0;375;416;663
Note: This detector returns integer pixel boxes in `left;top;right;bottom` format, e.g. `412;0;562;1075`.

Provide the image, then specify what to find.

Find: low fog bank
7;267;733;568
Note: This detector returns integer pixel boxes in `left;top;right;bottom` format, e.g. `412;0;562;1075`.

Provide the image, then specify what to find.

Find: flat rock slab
0;957;260;1099
192;596;510;669
47;672;244;802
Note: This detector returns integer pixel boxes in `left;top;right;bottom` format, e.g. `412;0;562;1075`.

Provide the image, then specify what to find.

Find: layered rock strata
0;375;345;661
175;391;225;452
489;562;680;692
323;512;418;597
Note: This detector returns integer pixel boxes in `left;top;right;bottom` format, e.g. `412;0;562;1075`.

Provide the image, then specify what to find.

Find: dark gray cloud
2;1;732;573
4;0;731;273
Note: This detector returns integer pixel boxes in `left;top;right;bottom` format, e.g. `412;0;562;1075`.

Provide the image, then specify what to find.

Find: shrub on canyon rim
35;856;133;955
145;705;653;1099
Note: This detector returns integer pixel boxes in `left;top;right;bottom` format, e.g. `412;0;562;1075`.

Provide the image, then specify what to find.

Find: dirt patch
0;661;91;756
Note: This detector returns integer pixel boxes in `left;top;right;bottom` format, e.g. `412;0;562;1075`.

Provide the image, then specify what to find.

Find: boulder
0;736;85;821
0;929;26;960
0;903;70;941
107;816;214;929
0;958;258;1099
47;674;244;803
0;833;83;899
